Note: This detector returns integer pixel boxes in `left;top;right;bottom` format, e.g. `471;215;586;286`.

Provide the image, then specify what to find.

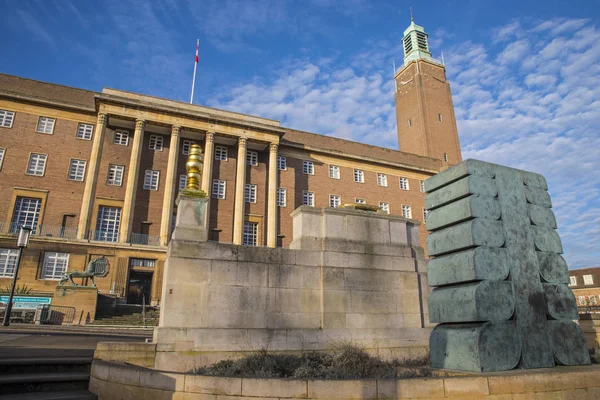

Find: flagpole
190;39;199;104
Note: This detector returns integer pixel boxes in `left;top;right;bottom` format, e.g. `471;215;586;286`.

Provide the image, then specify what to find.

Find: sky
0;0;599;269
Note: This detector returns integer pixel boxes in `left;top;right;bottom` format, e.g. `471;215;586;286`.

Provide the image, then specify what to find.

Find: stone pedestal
172;194;208;242
53;286;98;325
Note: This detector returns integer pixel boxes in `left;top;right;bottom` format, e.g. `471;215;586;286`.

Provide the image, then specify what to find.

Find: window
583;275;594;285
26;153;47;176
149;135;163;151
277;188;287;207
420;180;426;193
402;205;412;219
36;116;55;134
246;150;258;166
408;119;412;127
212;179;226;199
329;165;340;179
76;123;93;140
578;296;585;305
243;221;258;246
330;195;341;208
0;148;5;171
114;130;129;146
438;113;443;122
10;197;41;233
277;156;287;170
215;146;228;161
245;184;257;203
444;153;448;162
303;161;314;175
68;159;86;181
107;165;124;186
380;202;389;214
0;110;15;128
0;249;18;278
95;206;121;242
179;174;188;191
400;177;410;190
569;276;577;286
182;140;195;155
354;169;364;183
377;173;387;187
424;209;429;222
355;198;366;204
303;191;314;206
41;252;69;280
143;170;160;190
130;258;156;268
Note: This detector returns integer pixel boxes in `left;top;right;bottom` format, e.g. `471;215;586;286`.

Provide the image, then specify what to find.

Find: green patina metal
425;159;590;372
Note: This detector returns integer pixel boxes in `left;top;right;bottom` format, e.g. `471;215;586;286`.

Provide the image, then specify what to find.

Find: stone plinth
152;206;430;372
53;286;98;325
171;194;208;242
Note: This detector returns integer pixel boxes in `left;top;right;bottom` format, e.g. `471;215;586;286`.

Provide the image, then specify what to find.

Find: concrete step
0;390;97;399
0;358;91;375
0;372;90;395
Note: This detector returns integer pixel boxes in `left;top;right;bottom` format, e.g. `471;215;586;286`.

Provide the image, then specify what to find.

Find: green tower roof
402;19;433;65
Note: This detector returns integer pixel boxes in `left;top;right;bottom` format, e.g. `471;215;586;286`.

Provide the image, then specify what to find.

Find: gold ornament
185;144;203;191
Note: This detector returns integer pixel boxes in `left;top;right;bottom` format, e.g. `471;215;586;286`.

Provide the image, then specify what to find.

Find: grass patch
192;343;431;379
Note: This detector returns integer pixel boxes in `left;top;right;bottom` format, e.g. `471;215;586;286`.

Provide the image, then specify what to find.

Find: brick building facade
570;267;600;307
0;21;461;309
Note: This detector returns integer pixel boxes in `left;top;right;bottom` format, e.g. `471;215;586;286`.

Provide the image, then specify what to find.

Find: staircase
91;304;159;327
0;357;95;399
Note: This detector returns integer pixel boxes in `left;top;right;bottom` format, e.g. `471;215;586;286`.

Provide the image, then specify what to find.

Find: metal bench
59;257;109;287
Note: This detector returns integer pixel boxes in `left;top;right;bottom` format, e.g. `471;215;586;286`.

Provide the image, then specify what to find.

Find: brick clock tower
395;19;462;165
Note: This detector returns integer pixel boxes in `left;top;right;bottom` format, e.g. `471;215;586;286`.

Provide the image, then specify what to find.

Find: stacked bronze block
425;159;590;372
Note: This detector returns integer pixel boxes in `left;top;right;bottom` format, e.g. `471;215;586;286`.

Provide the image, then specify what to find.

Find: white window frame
182;140;195;156
330;195;341;208
569;276;577;286
179;174;188;191
212;179;226;199
408;119;412;127
107;164;124;186
438;113;443;122
377;173;387;187
303;161;314;175
583;275;594;285
11;197;42;233
402;205;412;219
444;153;449;162
245;184;257;203
277;188;287;207
578;296;585;305
26;153;47;176
41;252;69;280
0;148;5;171
424;208;429;222
114;130;129;146
143;170;160;190
400;177;410;190
277;156;287;171
0;248;18;278
246;150;258;166
95;206;121;242
36;116;55;134
303;191;315;206
76;123;94;140
149;135;164;151
0;110;15;128
215;146;228;161
420;180;426;193
242;221;258;246
355;198;366;204
380;202;389;214
354;169;364;183
67;159;87;181
329;165;340;179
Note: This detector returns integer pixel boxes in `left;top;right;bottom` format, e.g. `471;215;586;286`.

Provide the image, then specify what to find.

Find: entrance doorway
127;271;153;305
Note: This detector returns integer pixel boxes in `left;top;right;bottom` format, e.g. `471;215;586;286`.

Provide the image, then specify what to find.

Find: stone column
267;143;278;247
77;113;108;239
201;132;215;228
119;119;145;243
159;125;181;246
232;138;247;245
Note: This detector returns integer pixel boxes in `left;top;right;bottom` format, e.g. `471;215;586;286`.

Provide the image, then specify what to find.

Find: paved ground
0;327;148;359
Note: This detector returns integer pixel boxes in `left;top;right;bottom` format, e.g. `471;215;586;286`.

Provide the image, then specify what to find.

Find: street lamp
2;227;31;327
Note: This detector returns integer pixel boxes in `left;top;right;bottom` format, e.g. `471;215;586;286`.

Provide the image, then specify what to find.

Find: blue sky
1;0;599;269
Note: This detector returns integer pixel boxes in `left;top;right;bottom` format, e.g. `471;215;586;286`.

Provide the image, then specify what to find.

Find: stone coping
90;359;600;399
290;205;421;225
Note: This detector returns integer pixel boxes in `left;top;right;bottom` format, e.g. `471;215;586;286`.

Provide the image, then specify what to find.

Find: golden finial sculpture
181;143;207;198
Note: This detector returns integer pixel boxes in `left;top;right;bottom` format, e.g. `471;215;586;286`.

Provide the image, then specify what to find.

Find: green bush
192;343;431;380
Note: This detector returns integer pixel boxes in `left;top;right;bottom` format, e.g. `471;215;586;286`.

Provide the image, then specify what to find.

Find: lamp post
2;227;31;327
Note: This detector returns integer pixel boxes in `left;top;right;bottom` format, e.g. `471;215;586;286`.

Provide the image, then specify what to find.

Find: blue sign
0;296;51;310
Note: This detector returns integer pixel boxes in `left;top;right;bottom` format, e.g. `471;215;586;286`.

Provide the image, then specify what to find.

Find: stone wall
89;359;600;399
152;205;430;372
